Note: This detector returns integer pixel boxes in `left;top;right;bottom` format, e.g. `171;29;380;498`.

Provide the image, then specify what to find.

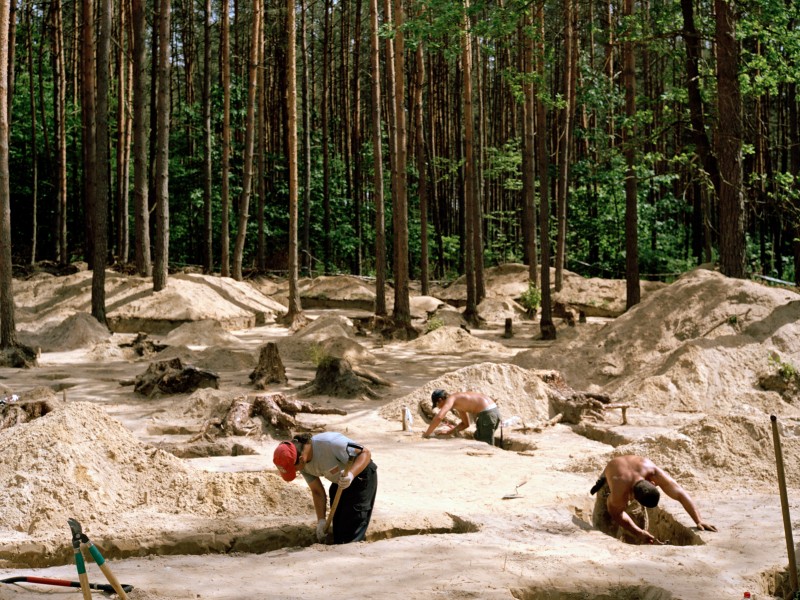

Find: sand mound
162;320;243;347
17;312;111;352
513;268;800;413
477;298;529;323
569;413;800;491
276;315;372;363
0;402;309;542
406;326;512;356
380;362;552;424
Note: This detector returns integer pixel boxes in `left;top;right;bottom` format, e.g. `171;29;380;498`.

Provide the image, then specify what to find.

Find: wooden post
503;318;513;338
771;414;799;597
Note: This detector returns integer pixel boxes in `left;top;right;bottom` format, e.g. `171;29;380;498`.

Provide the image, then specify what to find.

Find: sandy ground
0;266;799;600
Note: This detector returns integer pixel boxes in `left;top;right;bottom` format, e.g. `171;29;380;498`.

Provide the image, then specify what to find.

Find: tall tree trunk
25;4;37;265
300;0;311;274
680;0;719;264
370;0;386;316
153;0;171;291
286;0;305;323
715;0;745;278
391;0;410;327
462;5;478;325
220;0;231;277
6;0;15;134
414;40;429;296
351;0;363;275
536;0;555;340
202;0;212;273
522;12;537;283
555;0;576;291
256;24;266;273
322;0;331;274
81;0;97;269
115;0;131;264
0;0;15;347
623;0;640;308
52;0;68;265
92;0;112;324
232;0;262;280
132;0;151;276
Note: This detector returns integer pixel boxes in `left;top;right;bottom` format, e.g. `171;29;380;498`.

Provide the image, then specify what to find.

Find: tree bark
370;0;386;317
623;0;640;308
232;0;262;281
153;0;171;291
715;0;745;278
462;5;478;325
132;0;151;276
220;0;231;277
0;0;15;348
201;0;212;273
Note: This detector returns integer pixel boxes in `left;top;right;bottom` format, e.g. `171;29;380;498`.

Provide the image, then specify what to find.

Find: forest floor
0;264;799;600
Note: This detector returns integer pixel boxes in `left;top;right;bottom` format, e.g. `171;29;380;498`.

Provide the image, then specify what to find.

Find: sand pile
568;413;800;491
0;401;309;541
16;313;111;352
380;362;552;424
276;315;375;364
513;268;800;414
477;297;529;323
162;320;243;347
406;326;513;356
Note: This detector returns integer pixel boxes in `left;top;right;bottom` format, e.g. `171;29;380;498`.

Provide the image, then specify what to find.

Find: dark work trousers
328;460;378;544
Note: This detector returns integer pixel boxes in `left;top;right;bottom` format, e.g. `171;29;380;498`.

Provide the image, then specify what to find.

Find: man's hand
338;471;354;489
641;530;663;545
316;518;327;542
696;521;717;532
422;433;432;439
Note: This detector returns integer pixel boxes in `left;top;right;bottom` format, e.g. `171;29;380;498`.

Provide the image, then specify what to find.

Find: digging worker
590;455;717;544
422;389;501;445
273;432;378;544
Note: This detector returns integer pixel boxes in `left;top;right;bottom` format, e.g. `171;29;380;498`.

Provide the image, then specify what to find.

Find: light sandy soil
1;265;799;600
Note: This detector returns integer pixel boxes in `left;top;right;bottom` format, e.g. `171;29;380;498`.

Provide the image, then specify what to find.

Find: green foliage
425;317;445;333
308;344;331;367
518;282;541;315
769;353;800;385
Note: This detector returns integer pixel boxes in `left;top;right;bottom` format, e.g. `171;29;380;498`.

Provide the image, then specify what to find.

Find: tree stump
298;357;380;399
134;358;219;396
190;392;348;441
249;342;287;389
0;345;38;368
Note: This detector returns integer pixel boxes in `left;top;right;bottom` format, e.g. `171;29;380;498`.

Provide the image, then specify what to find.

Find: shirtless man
422;389;501;445
591;455;717;544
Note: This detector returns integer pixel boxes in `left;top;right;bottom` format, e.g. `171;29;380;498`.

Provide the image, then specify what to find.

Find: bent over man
422;389;501;445
273;431;378;544
591;455;717;544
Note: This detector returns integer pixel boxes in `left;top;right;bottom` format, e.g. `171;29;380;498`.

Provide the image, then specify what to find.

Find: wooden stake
771;414;799;597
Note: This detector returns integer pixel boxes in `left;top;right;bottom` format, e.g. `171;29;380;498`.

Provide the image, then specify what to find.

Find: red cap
743;593;751;599
273;442;298;481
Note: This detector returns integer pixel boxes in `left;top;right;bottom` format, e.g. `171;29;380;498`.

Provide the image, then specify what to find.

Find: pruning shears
68;518;132;599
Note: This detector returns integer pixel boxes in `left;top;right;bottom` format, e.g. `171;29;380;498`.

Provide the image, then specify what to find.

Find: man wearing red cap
273;431;378;544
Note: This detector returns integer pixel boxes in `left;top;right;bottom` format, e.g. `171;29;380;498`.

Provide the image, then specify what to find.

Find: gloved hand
338;471;354;489
316;518;327;542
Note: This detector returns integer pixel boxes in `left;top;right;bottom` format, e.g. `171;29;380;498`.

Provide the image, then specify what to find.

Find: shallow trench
756;563;798;599
0;514;480;569
511;584;674;600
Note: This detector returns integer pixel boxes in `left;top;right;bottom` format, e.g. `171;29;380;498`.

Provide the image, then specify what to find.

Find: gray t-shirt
301;432;356;484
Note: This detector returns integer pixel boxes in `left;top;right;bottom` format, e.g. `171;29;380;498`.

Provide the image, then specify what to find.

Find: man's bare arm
652;470;717;532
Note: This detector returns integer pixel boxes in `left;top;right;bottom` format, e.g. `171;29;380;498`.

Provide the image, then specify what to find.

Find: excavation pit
511;584;674;599
756;563;800;598
573;497;705;546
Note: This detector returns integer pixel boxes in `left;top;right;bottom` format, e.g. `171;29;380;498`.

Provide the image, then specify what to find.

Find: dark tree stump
120;333;167;357
0;345;38;368
134;358;219;396
298;358;379;399
249;342;287;389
